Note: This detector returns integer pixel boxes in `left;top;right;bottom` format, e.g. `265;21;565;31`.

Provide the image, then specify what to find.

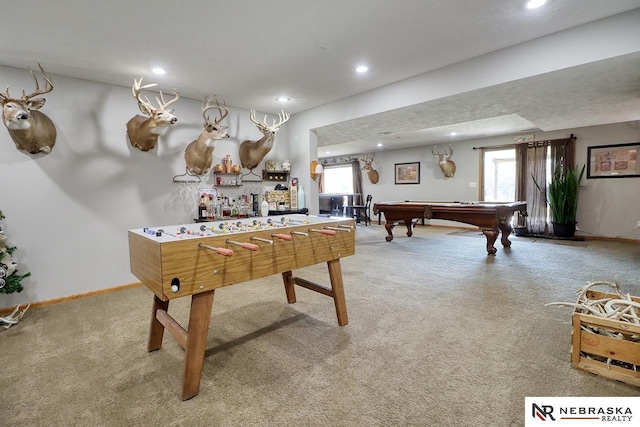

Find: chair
352;195;372;226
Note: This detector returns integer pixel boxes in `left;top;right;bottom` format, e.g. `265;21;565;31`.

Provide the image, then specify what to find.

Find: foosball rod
225;239;259;251
197;243;234;256
250;236;273;244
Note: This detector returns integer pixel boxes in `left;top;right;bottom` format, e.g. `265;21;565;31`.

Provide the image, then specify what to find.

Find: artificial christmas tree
0;209;31;328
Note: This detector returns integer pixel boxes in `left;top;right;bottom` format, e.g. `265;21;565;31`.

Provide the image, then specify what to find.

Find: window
323;165;354;193
482;148;515;202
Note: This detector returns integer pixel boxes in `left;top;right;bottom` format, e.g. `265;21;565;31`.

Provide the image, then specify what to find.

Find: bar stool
352;195;372;226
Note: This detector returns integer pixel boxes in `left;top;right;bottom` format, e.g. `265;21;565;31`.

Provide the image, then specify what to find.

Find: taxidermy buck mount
360;153;379;184
432;144;456;178
126;78;180;152
184;96;229;176
0;63;57;154
239;109;290;170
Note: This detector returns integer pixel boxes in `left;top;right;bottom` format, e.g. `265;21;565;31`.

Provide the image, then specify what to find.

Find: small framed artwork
587;142;639;179
395;162;420;184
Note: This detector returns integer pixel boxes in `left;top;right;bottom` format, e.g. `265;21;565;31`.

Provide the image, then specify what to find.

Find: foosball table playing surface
128;214;356;400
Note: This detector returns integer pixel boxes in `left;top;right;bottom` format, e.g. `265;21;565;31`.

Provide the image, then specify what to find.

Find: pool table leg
404;220;415;238
384;219;418;242
384;221;397;241
499;223;513;247
482;229;499;255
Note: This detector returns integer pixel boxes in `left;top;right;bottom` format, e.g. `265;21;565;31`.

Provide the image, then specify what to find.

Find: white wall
0;67;288;308
353;122;640;239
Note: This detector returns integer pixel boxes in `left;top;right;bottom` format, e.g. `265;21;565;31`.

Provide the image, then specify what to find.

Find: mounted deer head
126;77;180;151
239;109;290;170
360;153;379;184
432;144;456;178
184;96;229;176
0;63;57;154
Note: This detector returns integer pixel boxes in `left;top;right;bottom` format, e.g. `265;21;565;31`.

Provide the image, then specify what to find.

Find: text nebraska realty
560;406;632;422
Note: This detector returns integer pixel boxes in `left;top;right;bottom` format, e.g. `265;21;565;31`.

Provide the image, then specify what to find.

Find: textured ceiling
2;0;640;157
315;52;640;156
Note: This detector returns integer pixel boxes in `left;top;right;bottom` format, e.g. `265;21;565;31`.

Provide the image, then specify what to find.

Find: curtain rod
472;134;575;150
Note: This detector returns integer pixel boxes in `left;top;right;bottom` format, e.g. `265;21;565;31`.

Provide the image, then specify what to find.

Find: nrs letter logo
532;403;555;421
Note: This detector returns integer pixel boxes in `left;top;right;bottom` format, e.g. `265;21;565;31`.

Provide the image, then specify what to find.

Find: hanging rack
172;168;201;183
240;169;262;182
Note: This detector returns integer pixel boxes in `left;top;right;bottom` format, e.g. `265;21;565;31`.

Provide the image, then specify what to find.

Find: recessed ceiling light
449;132;457;136
276;96;291;103
377;143;383;147
325;151;331;154
355;65;369;73
152;67;166;75
526;0;546;9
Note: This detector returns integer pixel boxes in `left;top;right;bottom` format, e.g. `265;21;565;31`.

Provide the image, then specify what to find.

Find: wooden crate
571;290;640;386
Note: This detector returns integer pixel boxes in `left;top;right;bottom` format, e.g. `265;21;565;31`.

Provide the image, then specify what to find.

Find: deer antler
249;109;290;130
131;78;158;113
361;152;375;163
202;96;228;125
156;88;180;110
0;86;11;102
271;110;290;128
21;63;54;101
249;109;260;126
432;144;453;158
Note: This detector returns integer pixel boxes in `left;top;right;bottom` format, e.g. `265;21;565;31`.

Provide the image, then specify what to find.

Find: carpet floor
1;225;639;426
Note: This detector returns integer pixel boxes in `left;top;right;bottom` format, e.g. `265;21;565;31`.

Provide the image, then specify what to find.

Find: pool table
372;201;527;255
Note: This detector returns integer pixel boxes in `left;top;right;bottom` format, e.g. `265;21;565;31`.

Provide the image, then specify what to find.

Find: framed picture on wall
587;142;640;178
395;162;420;184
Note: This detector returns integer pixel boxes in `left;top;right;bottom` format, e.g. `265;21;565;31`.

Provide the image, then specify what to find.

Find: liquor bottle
261;195;270;217
298;184;306;209
231;198;239;217
251;193;259;215
198;195;207;220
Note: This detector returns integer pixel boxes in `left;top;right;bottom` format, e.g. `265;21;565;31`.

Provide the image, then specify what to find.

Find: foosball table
128;214;356;400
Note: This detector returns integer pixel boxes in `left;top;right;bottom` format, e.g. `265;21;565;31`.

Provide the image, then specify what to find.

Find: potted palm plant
536;164;585;238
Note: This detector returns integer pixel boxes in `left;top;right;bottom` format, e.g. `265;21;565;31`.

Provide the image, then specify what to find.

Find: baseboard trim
0;282;143;315
578;235;640;243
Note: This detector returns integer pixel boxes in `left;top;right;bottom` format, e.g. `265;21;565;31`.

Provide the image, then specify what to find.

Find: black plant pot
552;222;577;238
514;227;528;236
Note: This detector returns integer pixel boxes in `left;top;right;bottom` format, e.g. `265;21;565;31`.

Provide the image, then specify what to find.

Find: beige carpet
1;225;639;426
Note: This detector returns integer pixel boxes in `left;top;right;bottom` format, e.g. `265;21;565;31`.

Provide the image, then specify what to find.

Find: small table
373;201;527;255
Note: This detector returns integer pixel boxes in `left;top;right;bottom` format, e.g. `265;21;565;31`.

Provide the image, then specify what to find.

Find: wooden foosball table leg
181;290;215;400
281;261;349;326
327;259;348;326
148;295;169;352
282;270;297;303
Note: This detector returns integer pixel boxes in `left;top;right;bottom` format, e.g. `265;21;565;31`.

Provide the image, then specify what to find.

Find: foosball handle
198;243;234;257
272;233;293;241
216;247;235;256
240;242;259;251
